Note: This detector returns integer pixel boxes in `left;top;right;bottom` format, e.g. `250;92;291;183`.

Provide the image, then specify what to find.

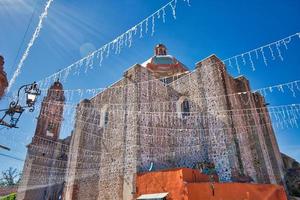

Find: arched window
181;99;190;118
176;97;190;119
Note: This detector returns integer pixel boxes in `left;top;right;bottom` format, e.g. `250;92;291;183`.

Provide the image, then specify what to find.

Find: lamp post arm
0;144;10;151
0;81;39;128
14;82;37;106
0;108;9;112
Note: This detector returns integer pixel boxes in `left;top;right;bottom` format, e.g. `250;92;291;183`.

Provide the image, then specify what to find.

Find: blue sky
0;0;299;173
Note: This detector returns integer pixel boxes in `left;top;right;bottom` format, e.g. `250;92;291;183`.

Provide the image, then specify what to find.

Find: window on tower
46;122;55;137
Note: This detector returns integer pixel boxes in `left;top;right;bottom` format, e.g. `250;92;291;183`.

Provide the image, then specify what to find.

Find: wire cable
9;0;40;77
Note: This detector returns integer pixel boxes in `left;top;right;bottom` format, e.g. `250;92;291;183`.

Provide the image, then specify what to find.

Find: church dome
142;44;188;78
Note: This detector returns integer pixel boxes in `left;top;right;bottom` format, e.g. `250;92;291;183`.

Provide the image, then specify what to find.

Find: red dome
143;44;188;78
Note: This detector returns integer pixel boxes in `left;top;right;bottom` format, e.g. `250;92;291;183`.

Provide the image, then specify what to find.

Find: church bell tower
34;80;65;140
17;80;67;200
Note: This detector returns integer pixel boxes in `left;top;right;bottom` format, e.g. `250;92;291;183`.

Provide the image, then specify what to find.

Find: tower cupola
155;44;167;56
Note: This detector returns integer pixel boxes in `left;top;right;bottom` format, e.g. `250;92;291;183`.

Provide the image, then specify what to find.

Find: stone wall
17;137;69;200
64;54;285;200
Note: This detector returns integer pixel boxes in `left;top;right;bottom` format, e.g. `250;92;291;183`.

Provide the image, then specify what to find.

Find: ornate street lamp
0;82;41;128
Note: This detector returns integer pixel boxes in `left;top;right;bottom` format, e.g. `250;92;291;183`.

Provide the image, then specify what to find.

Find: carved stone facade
18;45;285;200
0;55;8;99
17;80;70;200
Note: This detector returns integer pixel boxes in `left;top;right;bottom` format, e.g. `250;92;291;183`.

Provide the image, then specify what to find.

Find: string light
36;79;300;109
34;0;189;89
223;32;299;72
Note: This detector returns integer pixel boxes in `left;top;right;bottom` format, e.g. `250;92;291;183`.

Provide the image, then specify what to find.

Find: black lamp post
0;82;41;128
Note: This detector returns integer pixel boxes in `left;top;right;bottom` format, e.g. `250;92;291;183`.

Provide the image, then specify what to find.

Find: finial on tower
155;44;167;56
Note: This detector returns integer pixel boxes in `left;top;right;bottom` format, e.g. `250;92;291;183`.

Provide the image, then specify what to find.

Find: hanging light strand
36;0;190;89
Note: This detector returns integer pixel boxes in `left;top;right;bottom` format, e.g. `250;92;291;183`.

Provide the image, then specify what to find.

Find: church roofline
89;63;143;102
234;75;248;80
195;54;218;66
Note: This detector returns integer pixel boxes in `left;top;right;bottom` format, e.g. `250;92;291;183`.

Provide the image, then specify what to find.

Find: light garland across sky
35;0;189;89
223;32;300;73
34;79;300;110
35;31;300;91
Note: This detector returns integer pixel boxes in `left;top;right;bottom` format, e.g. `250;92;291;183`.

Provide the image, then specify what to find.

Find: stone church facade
18;45;285;200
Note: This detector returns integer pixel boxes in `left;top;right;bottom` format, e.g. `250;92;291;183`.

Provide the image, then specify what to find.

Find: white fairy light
282;37;291;50
140;23;143;38
248;52;255;71
151;15;155;36
170;0;177;19
133;26;137;37
157;10;161;19
275;42;284;61
277;85;284;93
269;87;273;93
295;81;300;92
184;0;191;6
114;39;119;54
124;32;128;47
89;52;95;68
269;45;275;60
145;18;149;34
62;68;70;82
287;83;296;97
228;59;233;68
162;7;166;23
241;54;246;65
118;35;124;54
255;49;259;59
99;49;104;66
260;48;268;66
106;43;110;57
128;30;133;48
235;56;241;74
